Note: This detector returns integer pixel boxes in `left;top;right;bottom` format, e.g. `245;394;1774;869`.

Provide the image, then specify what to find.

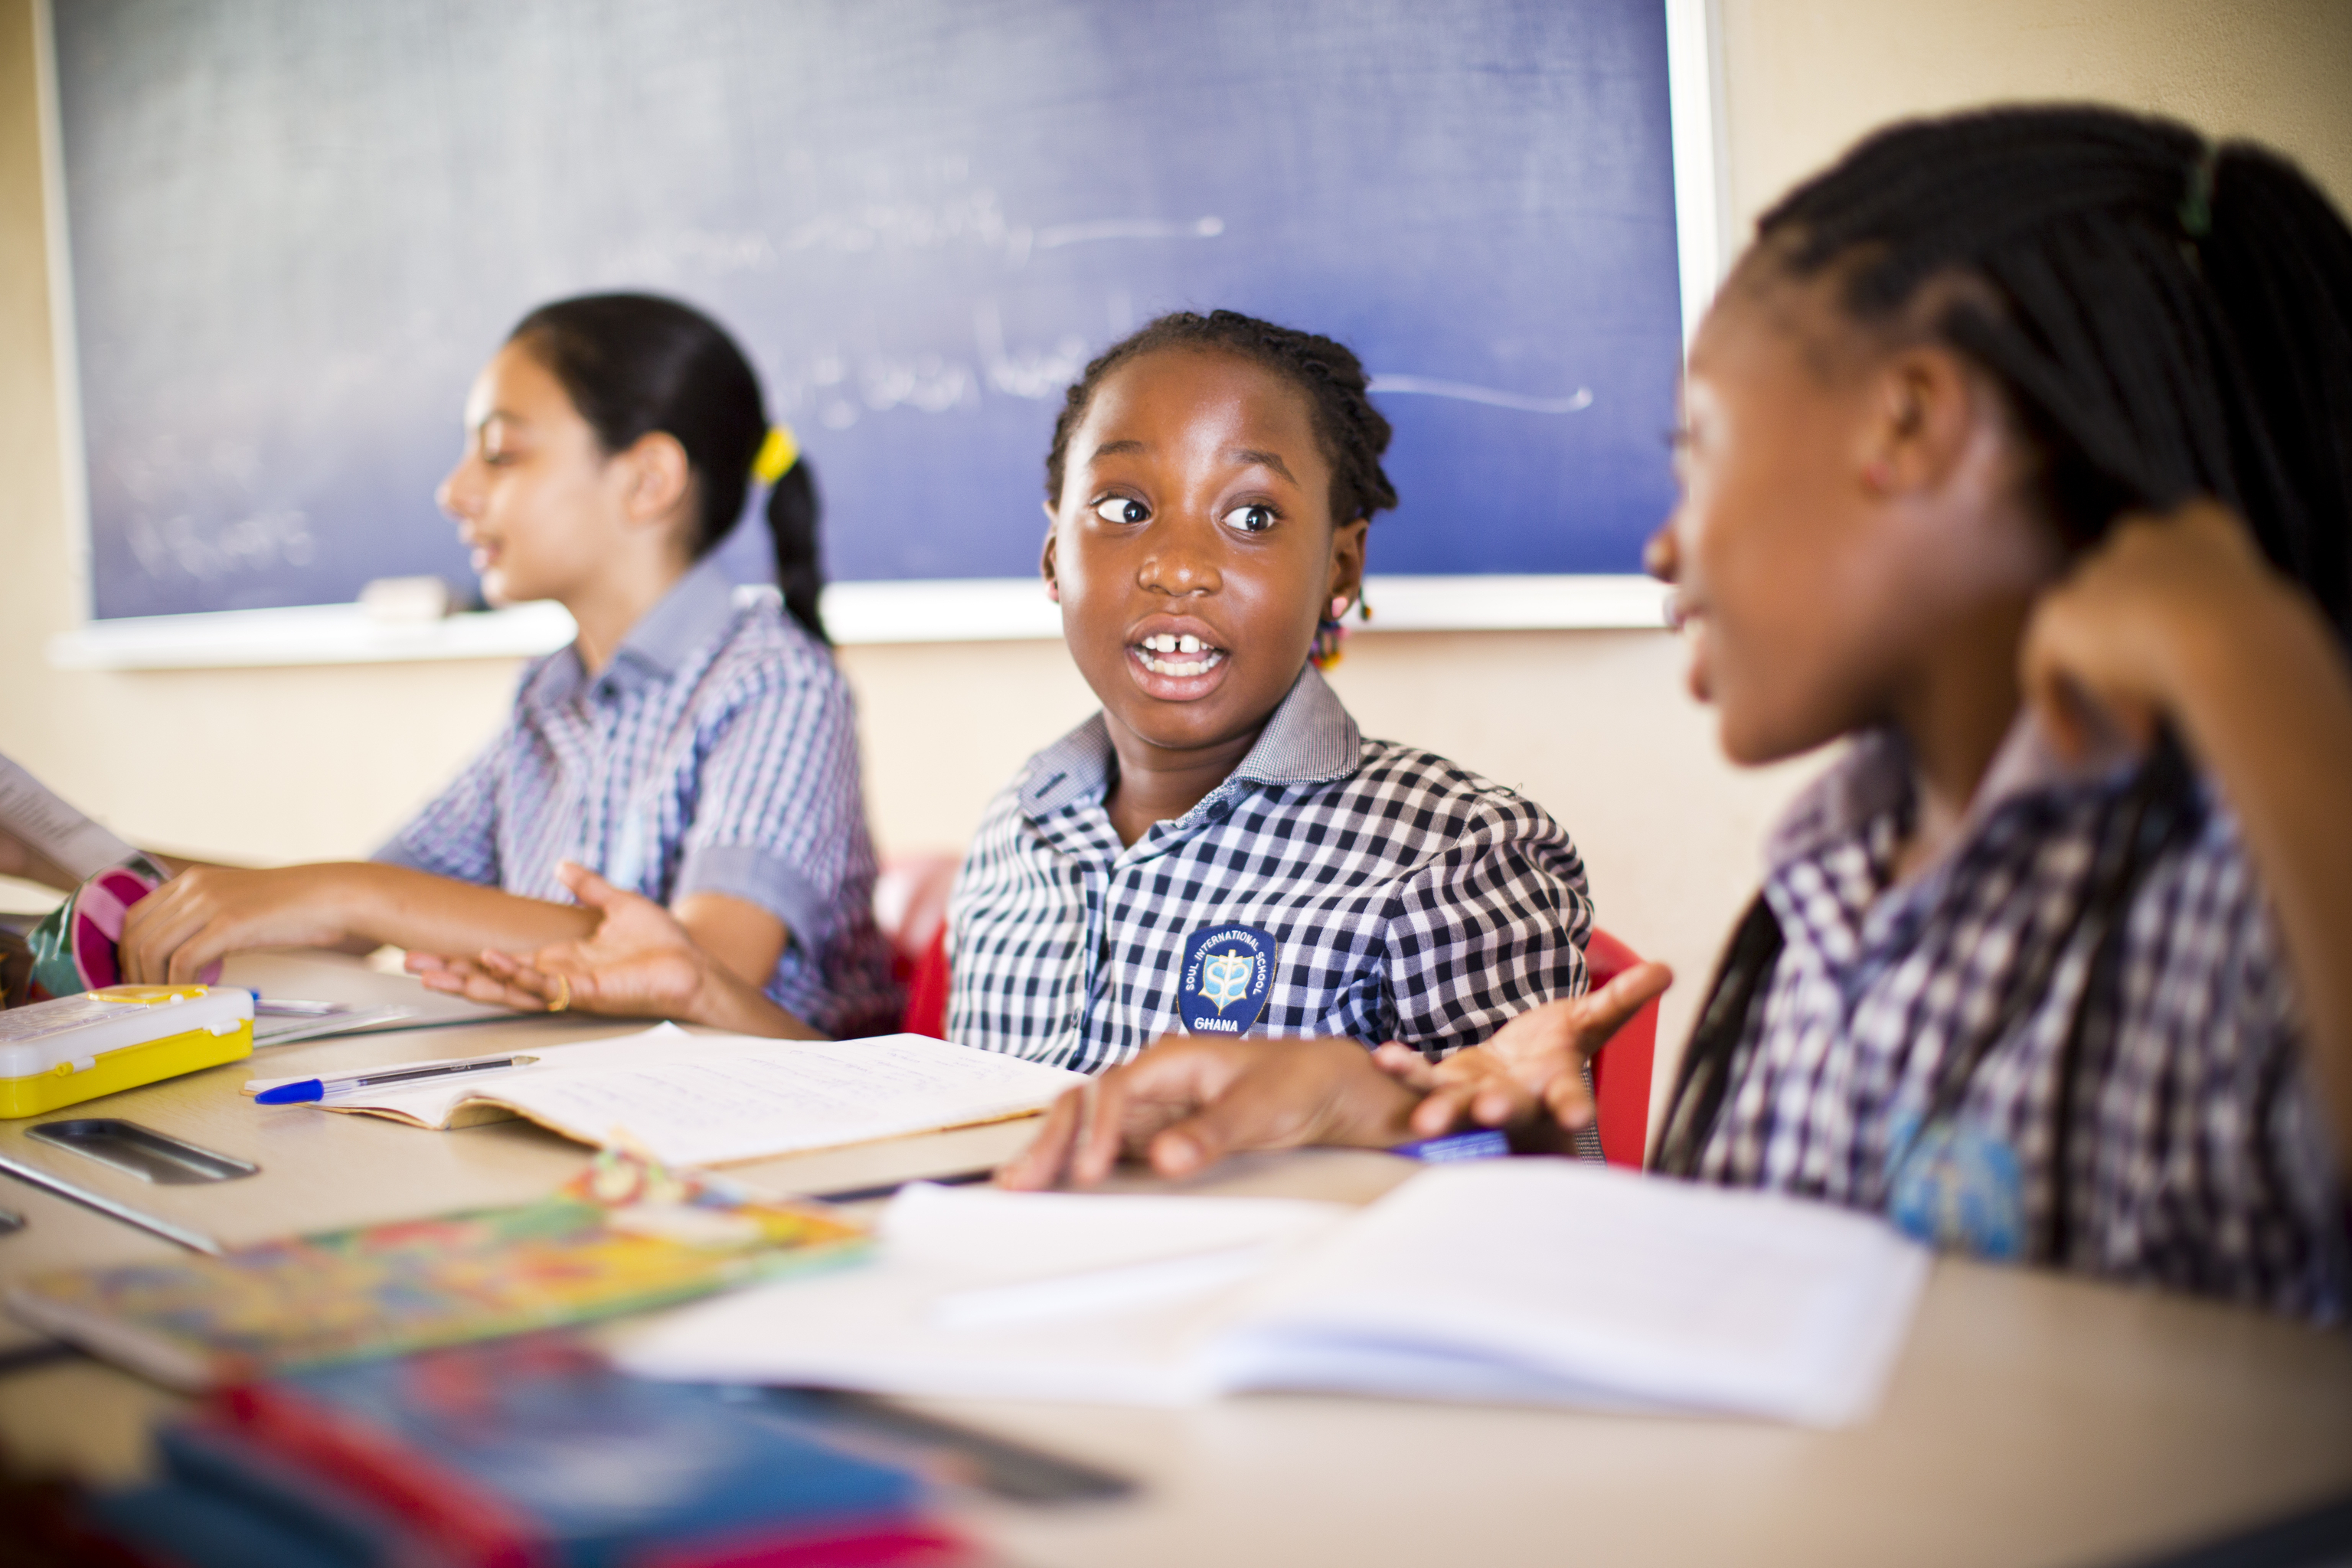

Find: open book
618;1161;1931;1427
0;751;137;886
243;1024;1086;1167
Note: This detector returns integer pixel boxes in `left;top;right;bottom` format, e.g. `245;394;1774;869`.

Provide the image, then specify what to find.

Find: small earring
1311;595;1356;671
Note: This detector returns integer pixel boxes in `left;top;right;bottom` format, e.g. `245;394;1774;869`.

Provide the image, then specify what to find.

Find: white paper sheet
617;1183;1354;1404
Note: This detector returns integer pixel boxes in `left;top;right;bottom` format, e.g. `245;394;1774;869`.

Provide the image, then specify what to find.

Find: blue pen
254;1054;537;1106
1393;1129;1511;1163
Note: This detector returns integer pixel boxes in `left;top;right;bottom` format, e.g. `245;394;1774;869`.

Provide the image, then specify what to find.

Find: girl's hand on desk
1374;962;1672;1148
117;865;358;984
996;1036;1423;1191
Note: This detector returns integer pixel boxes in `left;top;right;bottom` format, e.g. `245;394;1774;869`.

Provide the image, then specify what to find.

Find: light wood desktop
0;952;2347;1568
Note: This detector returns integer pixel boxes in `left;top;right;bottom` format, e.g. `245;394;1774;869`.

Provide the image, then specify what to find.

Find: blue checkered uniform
1696;724;2348;1321
374;560;900;1037
948;667;1601;1155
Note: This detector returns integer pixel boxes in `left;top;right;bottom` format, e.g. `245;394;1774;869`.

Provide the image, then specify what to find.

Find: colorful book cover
90;1337;966;1568
8;1151;867;1390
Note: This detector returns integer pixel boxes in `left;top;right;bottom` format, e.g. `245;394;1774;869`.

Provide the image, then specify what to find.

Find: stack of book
87;1334;971;1568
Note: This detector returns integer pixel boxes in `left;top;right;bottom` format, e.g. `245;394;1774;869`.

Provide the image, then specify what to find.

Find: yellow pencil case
0;985;253;1119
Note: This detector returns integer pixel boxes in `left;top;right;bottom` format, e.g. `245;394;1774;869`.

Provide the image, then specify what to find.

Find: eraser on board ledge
358;576;456;622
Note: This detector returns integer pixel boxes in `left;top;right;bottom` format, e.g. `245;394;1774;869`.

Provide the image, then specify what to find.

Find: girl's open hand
996;1035;1422;1191
2022;499;2295;763
1374;962;1673;1146
118;865;354;984
413;862;711;1018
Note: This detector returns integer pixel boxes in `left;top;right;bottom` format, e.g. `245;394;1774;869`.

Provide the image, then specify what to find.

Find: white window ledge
46;575;1669;671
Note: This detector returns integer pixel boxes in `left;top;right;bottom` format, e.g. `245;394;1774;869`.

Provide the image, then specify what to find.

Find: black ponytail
508;292;829;642
763;457;827;644
1755;106;2352;640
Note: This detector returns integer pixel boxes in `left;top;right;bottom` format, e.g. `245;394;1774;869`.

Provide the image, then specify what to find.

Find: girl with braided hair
949;310;1602;1093
1004;109;2352;1322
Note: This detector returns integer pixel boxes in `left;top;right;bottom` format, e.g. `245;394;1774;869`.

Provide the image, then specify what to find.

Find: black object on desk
2116;1486;2352;1567
748;1386;1135;1504
26;1119;258;1184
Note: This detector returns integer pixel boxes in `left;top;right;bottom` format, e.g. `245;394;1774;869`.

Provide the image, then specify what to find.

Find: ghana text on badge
1178;924;1277;1036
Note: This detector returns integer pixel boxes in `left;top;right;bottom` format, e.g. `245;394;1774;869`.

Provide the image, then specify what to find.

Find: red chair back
901;923;952;1040
1583;927;1661;1168
874;856;959;1039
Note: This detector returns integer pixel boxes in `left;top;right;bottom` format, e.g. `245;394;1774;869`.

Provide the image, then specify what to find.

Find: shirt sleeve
670;658;867;952
371;734;505;887
1380;805;1595;1059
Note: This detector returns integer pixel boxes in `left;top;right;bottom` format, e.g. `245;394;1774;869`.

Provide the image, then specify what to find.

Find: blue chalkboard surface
54;0;1684;620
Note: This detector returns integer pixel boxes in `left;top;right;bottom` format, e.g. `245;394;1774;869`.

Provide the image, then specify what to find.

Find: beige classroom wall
3;0;2349;1132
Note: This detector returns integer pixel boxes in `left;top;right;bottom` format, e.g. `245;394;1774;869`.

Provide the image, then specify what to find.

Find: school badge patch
1178;923;1276;1037
1885;1111;2025;1262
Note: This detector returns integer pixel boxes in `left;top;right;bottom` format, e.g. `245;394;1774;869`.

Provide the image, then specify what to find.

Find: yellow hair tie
751;424;799;485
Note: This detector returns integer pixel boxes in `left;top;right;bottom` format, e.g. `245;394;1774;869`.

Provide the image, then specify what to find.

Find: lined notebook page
471;1032;1085;1165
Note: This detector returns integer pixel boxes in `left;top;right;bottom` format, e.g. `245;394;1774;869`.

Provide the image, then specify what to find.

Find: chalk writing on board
1367;377;1596;416
129;511;315;582
773;184;1225;272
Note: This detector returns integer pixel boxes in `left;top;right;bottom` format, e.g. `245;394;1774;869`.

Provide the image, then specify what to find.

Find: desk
3;959;2350;1566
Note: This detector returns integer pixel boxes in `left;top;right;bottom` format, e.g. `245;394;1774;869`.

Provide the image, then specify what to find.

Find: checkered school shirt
948;665;1601;1152
374;558;900;1037
1694;722;2348;1321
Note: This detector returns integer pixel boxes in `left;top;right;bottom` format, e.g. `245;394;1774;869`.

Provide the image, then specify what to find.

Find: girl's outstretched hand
1373;962;1674;1148
412;862;709;1018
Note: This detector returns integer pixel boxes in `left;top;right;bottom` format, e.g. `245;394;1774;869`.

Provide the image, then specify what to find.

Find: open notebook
619;1161;1932;1427
243;1024;1086;1167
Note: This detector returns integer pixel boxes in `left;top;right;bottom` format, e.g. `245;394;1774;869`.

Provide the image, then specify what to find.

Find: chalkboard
54;0;1686;621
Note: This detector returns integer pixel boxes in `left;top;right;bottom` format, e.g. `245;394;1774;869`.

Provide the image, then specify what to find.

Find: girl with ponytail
1001;107;2352;1321
111;292;902;1040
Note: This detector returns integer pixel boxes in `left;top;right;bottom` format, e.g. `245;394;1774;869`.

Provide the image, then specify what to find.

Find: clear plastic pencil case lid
0;984;253;1119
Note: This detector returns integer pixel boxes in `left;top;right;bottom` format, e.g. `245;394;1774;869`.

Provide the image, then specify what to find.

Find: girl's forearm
328;863;601;956
679;957;826;1040
2167;599;2352;1155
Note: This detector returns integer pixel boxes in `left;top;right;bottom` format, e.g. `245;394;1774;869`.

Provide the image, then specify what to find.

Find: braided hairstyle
1753;104;2352;641
1044;309;1400;528
510;293;828;642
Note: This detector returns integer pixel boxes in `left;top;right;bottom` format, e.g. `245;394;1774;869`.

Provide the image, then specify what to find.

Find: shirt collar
1018;663;1363;823
531;557;739;707
1763;710;2143;878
